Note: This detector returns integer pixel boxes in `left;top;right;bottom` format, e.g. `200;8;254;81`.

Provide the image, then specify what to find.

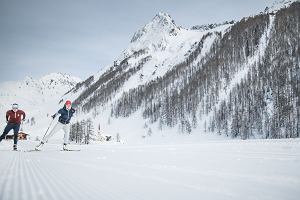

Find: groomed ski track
0;139;299;200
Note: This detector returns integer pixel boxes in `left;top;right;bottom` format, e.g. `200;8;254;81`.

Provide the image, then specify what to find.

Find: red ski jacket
6;110;26;124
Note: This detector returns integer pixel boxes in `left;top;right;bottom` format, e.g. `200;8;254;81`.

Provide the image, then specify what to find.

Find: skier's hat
12;103;19;109
65;100;72;105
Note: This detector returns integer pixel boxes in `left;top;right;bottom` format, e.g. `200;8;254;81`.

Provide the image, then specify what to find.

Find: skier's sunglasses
12;104;18;110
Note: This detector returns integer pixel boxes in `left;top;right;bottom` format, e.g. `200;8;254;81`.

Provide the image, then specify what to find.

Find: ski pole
41;117;55;142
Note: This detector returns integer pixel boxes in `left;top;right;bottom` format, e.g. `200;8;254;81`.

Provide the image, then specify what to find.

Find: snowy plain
0;138;299;200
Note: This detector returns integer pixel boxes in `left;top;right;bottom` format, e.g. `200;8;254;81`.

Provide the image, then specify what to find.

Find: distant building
5;132;29;140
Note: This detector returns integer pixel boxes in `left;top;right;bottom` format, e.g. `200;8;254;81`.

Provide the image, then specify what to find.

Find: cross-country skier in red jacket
0;103;26;150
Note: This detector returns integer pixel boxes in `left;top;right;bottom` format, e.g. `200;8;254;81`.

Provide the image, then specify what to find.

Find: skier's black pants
0;123;20;145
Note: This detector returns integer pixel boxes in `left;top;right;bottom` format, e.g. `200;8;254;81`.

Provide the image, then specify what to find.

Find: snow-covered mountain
60;11;233;141
0;73;81;138
264;0;297;13
61;0;299;142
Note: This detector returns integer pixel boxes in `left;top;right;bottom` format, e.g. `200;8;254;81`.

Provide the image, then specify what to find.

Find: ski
61;149;81;152
24;149;41;152
24;149;81;152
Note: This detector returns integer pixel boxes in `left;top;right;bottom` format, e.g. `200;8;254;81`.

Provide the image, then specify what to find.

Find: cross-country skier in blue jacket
36;100;75;150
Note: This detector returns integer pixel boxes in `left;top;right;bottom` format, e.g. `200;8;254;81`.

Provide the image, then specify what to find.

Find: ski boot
13;144;17;151
35;141;44;151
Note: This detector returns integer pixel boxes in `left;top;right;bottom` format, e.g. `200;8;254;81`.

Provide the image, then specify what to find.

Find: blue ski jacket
53;106;75;124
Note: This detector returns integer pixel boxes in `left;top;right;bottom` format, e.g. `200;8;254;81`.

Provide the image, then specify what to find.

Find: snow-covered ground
0;138;299;200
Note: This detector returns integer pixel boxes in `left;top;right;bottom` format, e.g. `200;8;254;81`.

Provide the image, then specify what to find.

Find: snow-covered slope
0;73;81;138
119;12;231;91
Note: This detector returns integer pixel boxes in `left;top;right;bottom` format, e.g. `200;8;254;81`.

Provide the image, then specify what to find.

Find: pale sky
0;0;274;82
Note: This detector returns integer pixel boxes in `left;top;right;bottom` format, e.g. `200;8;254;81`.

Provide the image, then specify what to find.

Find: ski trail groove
24;153;46;200
45;155;233;197
0;153;16;199
29;156;60;200
31;156;67;200
40;156;96;200
0;153;19;200
30;152;115;200
24;157;48;200
44;154;141;200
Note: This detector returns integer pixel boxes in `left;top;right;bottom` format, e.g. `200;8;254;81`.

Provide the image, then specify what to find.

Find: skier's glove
51;114;56;119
